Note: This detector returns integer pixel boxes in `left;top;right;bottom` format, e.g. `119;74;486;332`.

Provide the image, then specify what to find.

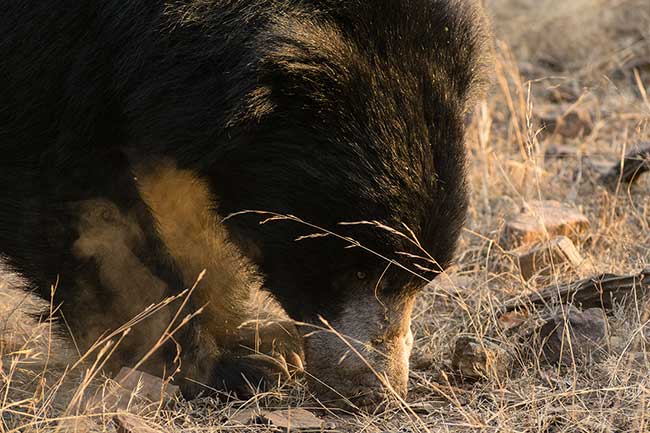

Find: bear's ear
259;15;352;93
230;15;352;125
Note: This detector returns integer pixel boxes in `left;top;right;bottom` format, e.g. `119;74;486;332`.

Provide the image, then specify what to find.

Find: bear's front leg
135;162;304;397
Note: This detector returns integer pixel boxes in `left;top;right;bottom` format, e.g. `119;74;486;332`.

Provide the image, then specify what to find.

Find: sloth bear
0;0;491;408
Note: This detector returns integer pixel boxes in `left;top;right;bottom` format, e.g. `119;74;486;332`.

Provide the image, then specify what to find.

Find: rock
539;106;593;139
503;200;590;248
411;352;436;370
542;82;580;104
497;311;529;332
515;236;592;280
538;307;606;365
260;409;325;432
451;336;512;380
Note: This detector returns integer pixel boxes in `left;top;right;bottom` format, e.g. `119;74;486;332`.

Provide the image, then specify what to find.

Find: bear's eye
356;271;367;280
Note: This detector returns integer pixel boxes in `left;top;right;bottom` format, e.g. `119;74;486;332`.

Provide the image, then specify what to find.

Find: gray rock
539;306;606;365
451;336;512;380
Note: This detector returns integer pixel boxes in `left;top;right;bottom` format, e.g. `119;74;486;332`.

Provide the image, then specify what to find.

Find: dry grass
488;0;650;78
2;1;650;431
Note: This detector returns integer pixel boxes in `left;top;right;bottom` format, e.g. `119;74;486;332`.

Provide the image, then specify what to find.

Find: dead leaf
114;413;160;433
255;408;330;432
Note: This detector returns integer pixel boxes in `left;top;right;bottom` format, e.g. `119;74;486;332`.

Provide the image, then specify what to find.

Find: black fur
0;0;491;396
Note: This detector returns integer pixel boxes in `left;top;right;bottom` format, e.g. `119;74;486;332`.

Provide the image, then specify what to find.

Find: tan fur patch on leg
135;162;262;341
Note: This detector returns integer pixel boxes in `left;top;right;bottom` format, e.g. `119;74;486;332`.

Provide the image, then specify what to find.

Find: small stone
539;106;593;139
498;311;529;332
542;83;580;103
515;236;591;280
451;336;512;380
411;352;436;370
538;306;606;365
254;408;328;432
503;200;590;248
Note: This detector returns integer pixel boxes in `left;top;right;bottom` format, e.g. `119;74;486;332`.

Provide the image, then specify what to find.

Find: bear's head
211;0;492;408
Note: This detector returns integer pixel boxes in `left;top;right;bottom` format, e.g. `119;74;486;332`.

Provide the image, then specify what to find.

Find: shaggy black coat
0;0;491;396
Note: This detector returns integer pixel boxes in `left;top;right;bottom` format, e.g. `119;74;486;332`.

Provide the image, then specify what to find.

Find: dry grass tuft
489;0;650;78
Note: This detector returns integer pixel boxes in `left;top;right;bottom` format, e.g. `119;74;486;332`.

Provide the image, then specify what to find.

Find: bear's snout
300;295;415;409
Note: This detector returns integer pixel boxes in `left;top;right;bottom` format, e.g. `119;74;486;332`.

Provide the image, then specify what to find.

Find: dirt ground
1;0;649;431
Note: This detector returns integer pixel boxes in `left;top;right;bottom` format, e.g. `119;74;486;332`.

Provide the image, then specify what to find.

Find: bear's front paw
210;351;296;398
233;319;304;370
217;320;304;398
179;350;297;399
180;320;304;399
